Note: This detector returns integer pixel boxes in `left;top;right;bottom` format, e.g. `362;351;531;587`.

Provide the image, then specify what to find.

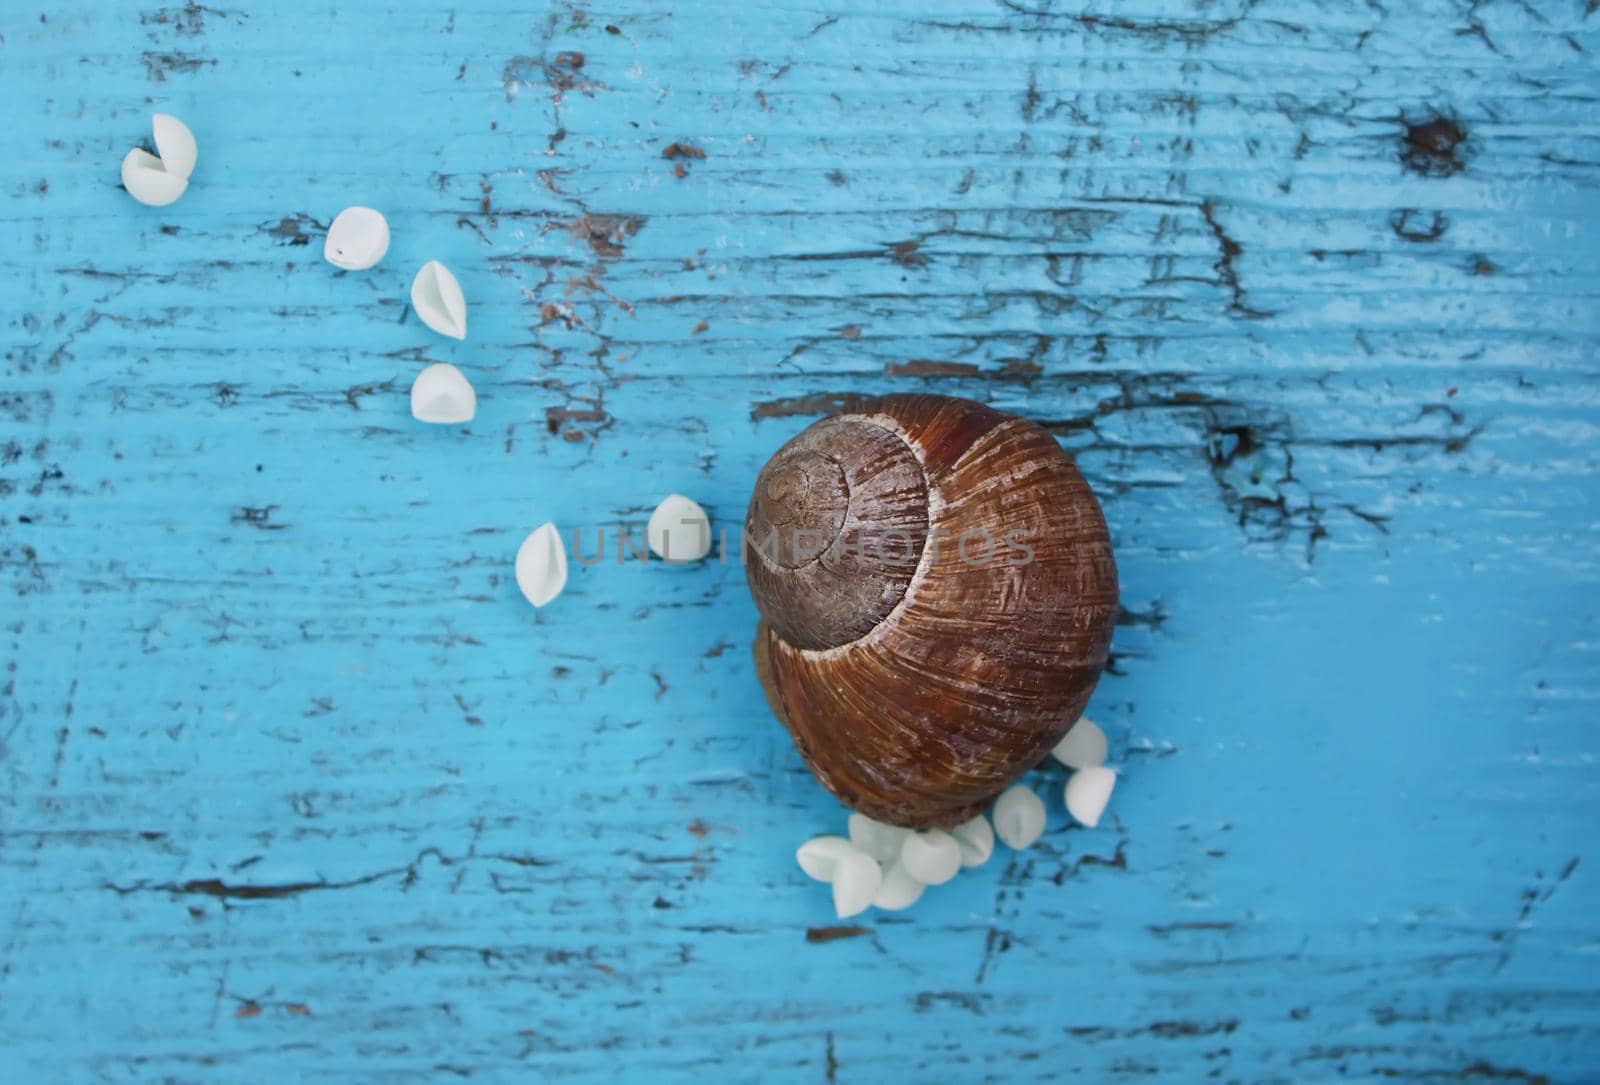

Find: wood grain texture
2;0;1598;1081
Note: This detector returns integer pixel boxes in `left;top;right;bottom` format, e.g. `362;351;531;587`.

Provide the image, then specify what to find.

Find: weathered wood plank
2;0;1598;1080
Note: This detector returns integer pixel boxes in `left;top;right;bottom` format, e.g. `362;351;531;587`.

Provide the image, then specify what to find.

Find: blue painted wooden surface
3;0;1598;1080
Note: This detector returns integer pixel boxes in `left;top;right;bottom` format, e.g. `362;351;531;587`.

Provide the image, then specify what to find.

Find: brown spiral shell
745;394;1119;829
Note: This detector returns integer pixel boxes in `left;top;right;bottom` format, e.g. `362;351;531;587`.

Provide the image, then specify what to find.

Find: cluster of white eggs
798;717;1118;917
120;114;198;208
323;211;476;426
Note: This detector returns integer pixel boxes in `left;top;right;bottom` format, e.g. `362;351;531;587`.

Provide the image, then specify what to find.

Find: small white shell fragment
992;786;1047;850
151;113;197;180
514;522;568;608
847;812;911;863
795;835;857;883
410;260;468;339
647;493;712;562
951;815;995;868
120;147;188;208
872;861;925;911
410;363;476;424
1051;717;1108;770
831;849;882;919
324;207;390;271
899;829;961;886
1065;766;1117;829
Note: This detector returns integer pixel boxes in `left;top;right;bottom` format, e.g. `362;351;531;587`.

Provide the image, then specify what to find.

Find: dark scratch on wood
751;393;869;421
565;214;646;259
1074;840;1129;872
789;240;927;267
132;877;360;901
140;51;216;81
230;505;288;531
1401;113;1469;177
1200;200;1266;317
1147;920;1236;935
885;360;981;378
1390;208;1450;242
140;4;246;37
259;213;325;247
1071;1018;1240;1041
914;990;989;1014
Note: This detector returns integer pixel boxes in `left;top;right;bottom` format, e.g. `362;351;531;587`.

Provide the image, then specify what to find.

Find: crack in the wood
104;846;558;904
1200;201;1268;318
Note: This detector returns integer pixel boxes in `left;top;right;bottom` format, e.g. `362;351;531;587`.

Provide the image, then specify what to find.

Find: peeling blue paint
1;0;1597;1080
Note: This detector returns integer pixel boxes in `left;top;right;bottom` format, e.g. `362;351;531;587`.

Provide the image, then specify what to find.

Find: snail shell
745;394;1118;829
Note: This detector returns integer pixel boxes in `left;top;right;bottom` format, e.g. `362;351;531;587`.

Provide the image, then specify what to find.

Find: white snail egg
872;860;925;911
831;849;882;918
951;814;995;868
324;207;390;271
150;114;197;180
514;522;568;609
1051;717;1108;770
992;786;1047;850
121;114;197;208
795;835;857;882
899;829;961;885
121;149;187;207
410;260;468;340
848;812;911;863
410;363;476;425
647;494;712;562
1065;766;1117;829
